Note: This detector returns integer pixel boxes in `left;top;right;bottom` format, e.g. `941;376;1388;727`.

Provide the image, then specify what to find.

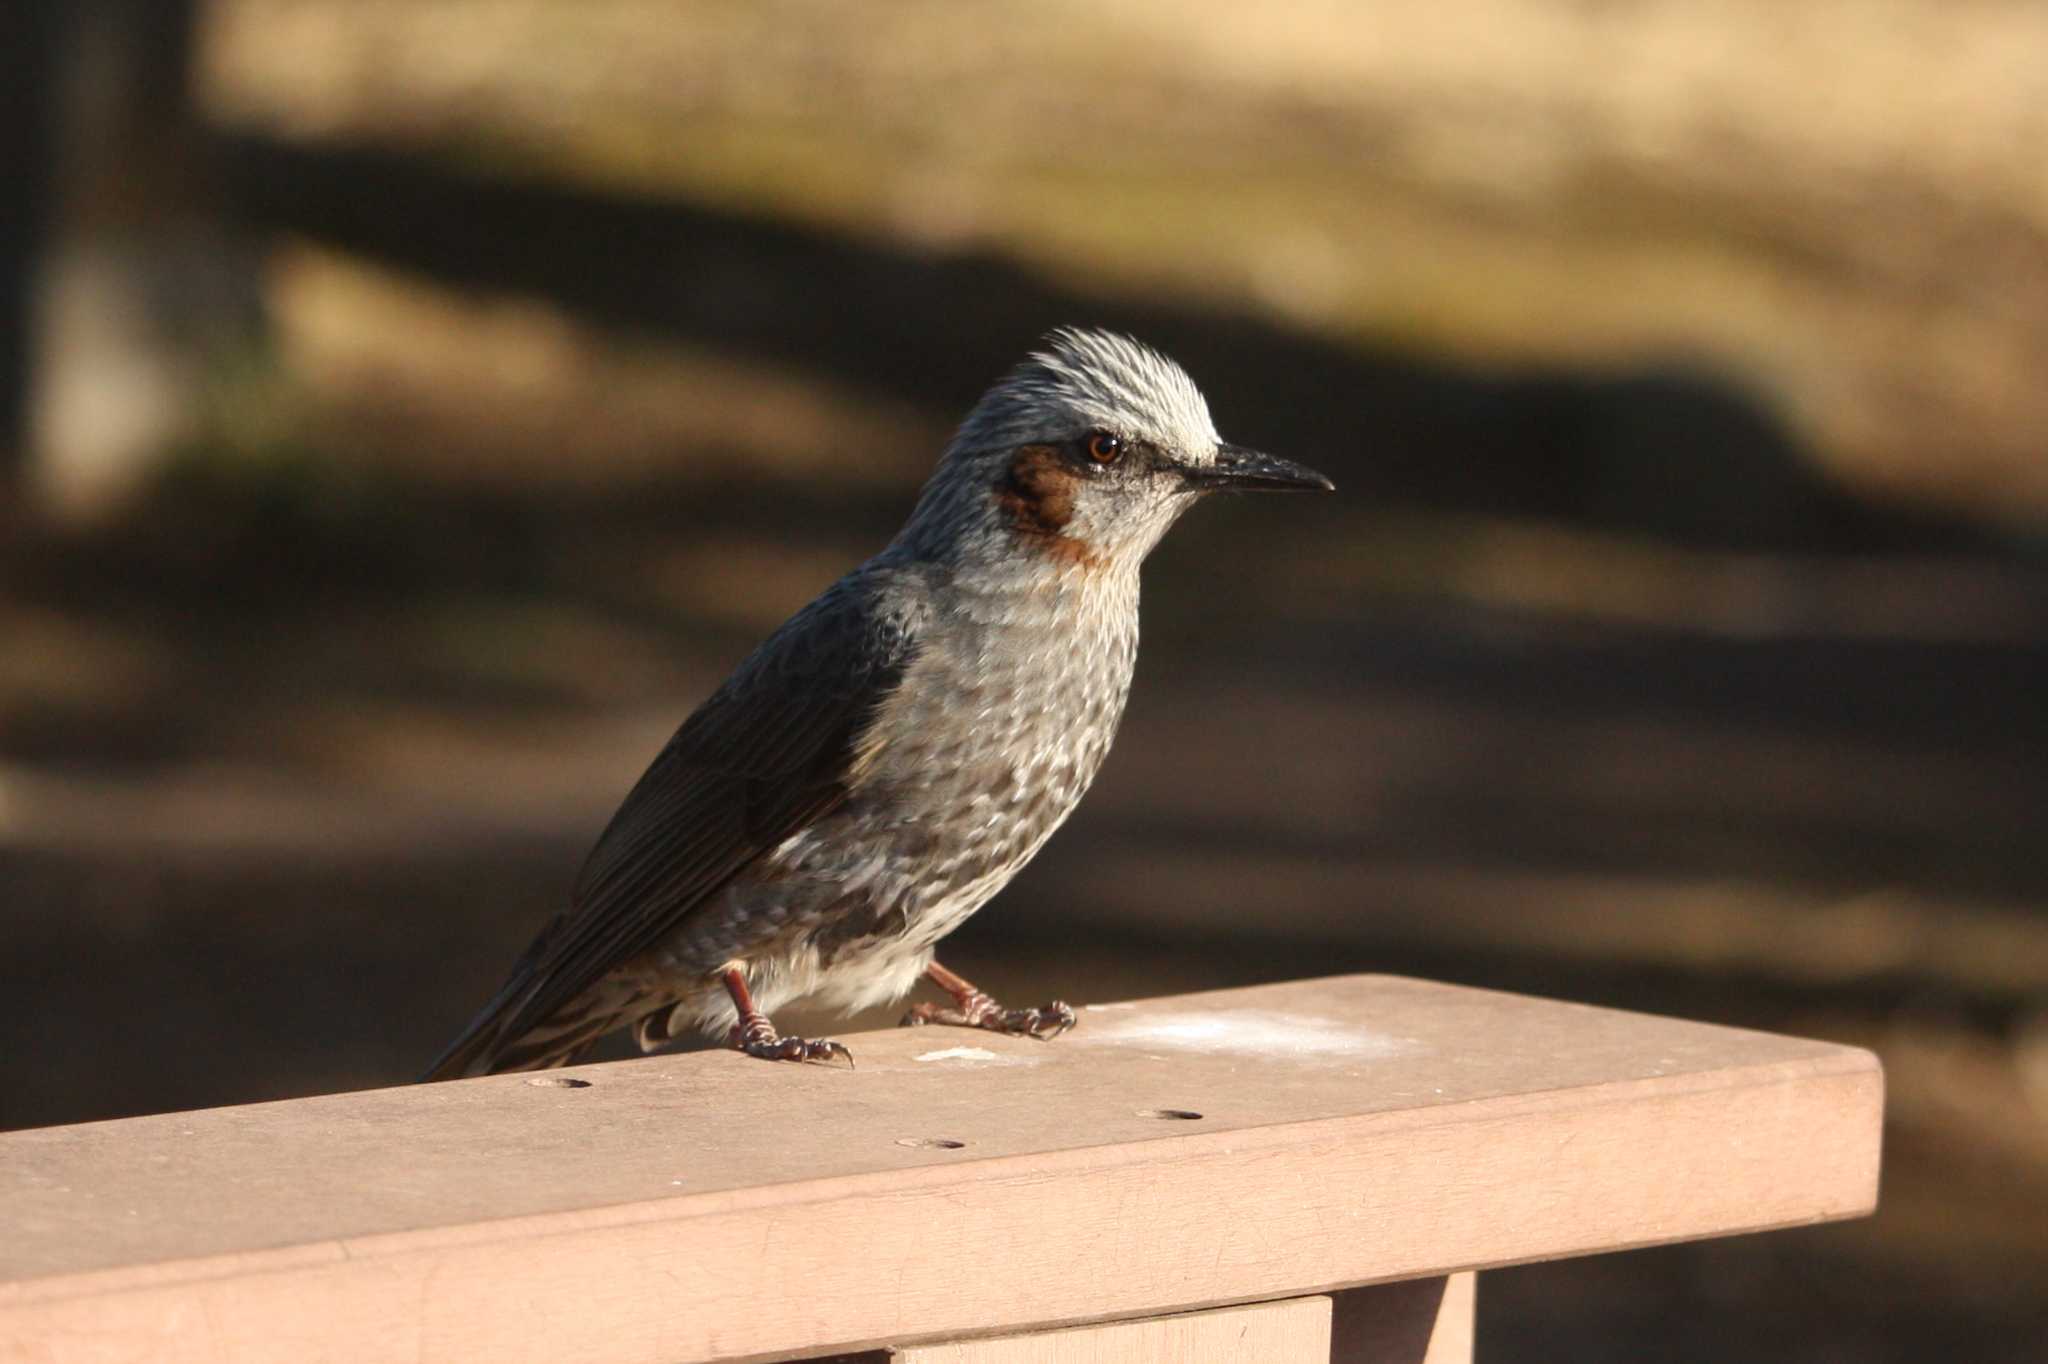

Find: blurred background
3;2;2045;1359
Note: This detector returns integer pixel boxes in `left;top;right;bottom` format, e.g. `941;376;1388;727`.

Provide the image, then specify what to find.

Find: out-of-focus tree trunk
0;0;61;518
21;0;260;520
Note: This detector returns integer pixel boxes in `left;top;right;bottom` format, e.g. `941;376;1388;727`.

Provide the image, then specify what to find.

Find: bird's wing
423;570;923;1078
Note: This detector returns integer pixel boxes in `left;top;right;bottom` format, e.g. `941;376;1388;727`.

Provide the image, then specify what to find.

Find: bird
422;327;1332;1078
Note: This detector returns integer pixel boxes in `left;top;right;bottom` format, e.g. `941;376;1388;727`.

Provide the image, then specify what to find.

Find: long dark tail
418;998;618;1080
419;926;647;1081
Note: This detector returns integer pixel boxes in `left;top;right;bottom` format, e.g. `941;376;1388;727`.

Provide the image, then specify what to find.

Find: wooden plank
891;1296;1330;1363
1327;1261;1474;1359
0;975;1882;1364
1330;1273;1474;1363
1430;1273;1475;1364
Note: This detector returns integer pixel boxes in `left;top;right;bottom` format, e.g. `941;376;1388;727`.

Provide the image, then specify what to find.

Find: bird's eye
1086;432;1124;464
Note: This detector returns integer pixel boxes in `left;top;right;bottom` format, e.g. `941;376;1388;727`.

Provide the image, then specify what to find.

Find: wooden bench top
0;974;1881;1363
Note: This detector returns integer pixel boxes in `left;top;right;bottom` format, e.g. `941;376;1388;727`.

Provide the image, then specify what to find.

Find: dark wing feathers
422;574;920;1079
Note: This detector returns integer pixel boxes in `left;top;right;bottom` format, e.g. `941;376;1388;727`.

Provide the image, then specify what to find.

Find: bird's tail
419;925;647;1081
413;995;606;1081
419;1007;616;1080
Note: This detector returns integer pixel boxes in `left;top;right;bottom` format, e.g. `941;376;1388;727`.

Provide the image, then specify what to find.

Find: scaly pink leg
901;960;1076;1040
722;967;852;1066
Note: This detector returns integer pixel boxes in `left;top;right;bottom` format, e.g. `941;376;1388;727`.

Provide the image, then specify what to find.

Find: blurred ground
5;4;2048;1362
194;0;2048;520
4;333;2044;1356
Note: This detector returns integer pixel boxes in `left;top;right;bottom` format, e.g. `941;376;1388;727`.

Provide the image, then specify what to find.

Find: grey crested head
893;328;1333;571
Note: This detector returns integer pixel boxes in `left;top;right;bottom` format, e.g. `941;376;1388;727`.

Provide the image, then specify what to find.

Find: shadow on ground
218;134;1989;552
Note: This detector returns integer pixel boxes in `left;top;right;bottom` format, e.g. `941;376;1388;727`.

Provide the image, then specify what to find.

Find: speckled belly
650;577;1138;1033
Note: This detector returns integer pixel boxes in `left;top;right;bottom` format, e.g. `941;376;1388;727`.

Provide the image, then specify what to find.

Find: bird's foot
720;964;852;1066
726;1012;853;1067
901;995;1077;1040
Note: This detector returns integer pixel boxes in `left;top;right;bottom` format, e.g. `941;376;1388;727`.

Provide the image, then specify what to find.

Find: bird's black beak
1179;443;1335;494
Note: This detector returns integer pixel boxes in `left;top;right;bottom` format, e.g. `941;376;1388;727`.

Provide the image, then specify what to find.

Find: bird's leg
901;960;1077;1040
720;966;852;1066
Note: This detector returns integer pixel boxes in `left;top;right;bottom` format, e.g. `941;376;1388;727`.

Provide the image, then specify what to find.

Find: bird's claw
751;1035;854;1067
730;1024;854;1067
997;1001;1078;1040
900;996;1076;1040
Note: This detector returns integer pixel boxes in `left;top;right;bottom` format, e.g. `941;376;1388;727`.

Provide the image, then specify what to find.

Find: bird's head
897;328;1332;573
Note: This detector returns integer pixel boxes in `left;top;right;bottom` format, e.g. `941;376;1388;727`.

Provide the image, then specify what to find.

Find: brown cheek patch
997;445;1076;535
996;444;1104;569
